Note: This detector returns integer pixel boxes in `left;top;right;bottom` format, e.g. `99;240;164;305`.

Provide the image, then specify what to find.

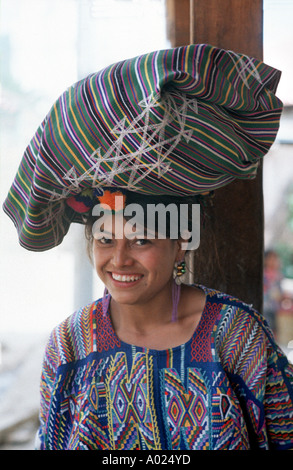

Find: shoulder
198;284;275;348
202;285;255;310
46;299;102;366
200;284;269;327
199;285;278;372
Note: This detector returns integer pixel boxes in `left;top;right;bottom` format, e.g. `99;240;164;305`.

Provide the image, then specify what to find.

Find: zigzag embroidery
45;90;198;195
226;51;262;89
106;351;160;450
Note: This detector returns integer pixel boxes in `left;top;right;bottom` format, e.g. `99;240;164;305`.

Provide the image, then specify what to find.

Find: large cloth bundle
3;44;282;251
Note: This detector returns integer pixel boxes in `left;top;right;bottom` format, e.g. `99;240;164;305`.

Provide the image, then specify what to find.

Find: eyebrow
93;229;113;240
92;224;159;240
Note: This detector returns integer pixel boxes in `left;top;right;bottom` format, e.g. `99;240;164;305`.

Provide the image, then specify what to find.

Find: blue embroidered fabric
36;286;293;450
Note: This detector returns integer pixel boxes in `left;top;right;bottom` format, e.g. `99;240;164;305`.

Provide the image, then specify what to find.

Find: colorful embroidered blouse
36;286;293;450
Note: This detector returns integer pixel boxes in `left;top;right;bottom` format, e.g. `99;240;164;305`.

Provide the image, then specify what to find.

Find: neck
107;284;206;350
109;281;175;334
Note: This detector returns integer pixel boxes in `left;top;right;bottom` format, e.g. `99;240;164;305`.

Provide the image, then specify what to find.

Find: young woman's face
92;215;184;307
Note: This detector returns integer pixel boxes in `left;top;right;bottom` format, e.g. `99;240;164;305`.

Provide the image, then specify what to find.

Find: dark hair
84;189;213;262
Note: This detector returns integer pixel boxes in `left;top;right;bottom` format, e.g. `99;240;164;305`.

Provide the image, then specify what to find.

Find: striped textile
3;44;283;251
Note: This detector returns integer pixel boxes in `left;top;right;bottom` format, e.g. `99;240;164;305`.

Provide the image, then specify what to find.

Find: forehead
92;213;156;240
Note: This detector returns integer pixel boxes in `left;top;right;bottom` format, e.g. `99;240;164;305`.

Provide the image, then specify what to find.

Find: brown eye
135;238;149;246
97;236;113;245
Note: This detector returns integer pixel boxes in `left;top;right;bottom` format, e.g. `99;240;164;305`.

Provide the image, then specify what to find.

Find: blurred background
0;0;292;450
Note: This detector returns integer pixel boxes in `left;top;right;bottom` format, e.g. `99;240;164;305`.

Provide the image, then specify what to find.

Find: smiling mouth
111;273;143;283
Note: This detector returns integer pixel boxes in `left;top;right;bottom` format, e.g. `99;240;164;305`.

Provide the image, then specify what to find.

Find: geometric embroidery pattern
162;368;209;450
191;302;223;362
106;351;160;450
211;371;249;450
37;287;293;450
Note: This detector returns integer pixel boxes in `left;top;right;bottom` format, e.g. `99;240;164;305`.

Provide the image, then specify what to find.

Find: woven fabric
36;286;293;450
3;44;282;251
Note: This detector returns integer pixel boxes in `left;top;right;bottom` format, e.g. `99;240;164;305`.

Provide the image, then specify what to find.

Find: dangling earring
171;259;186;322
102;287;111;317
173;260;186;285
171;279;181;322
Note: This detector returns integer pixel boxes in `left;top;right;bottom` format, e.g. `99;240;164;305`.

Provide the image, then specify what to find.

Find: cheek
93;247;106;274
144;250;176;279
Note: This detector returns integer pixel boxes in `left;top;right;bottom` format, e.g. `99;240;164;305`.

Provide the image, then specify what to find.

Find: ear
175;238;186;262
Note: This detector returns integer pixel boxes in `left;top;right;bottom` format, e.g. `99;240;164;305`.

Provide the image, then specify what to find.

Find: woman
3;44;293;450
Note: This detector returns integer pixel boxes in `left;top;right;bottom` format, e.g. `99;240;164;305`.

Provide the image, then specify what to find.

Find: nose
111;241;133;268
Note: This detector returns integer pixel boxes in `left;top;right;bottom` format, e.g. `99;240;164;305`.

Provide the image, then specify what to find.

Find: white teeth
112;273;141;282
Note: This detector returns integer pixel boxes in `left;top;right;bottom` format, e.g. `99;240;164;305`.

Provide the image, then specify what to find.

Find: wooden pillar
166;0;264;312
166;0;190;47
